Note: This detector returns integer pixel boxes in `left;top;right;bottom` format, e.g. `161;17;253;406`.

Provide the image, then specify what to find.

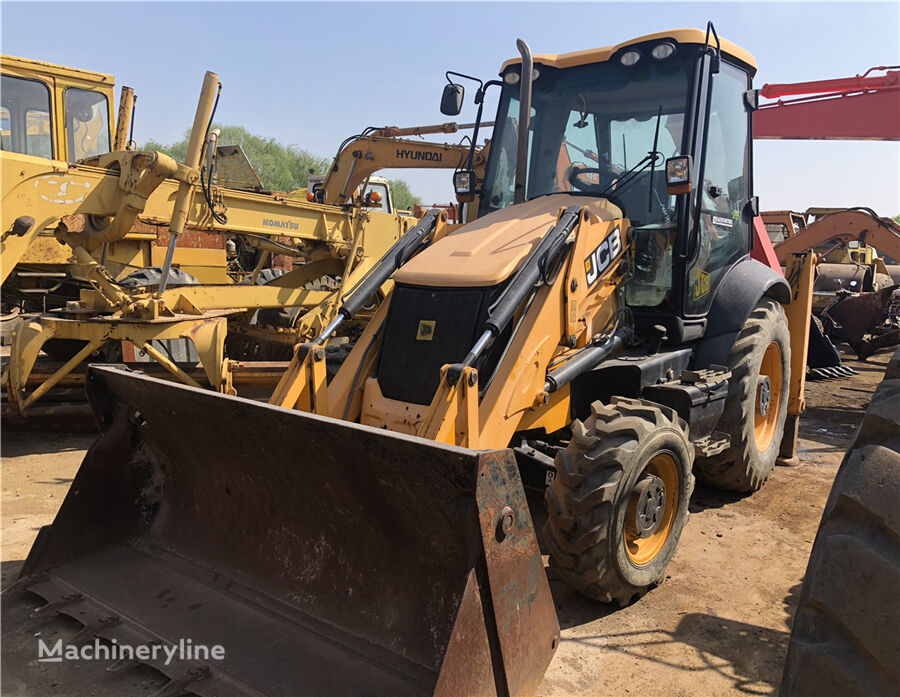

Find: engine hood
394;195;622;287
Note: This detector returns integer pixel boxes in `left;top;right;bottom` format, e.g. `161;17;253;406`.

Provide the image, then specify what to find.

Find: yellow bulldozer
6;26;818;696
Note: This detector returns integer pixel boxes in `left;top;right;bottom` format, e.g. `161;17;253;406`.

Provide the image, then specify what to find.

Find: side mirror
453;169;477;203
440;83;464;116
665;156;692;196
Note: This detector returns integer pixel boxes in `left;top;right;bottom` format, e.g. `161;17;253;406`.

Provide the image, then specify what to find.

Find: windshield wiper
648;105;662;214
597;105;664;202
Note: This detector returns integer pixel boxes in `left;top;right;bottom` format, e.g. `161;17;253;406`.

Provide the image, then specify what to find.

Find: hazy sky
2;1;898;214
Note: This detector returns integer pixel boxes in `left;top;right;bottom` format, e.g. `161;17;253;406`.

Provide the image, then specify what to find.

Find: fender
691;257;790;368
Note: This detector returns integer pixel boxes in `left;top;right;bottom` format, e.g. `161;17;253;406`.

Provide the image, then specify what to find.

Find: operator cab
1;55;114;163
451;29;758;342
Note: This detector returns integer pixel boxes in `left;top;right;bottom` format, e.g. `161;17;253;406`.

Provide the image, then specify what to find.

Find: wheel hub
757;375;772;417
631;474;667;538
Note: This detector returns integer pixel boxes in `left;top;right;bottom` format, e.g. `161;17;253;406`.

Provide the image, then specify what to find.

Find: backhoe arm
774;209;900;264
321;133;485;205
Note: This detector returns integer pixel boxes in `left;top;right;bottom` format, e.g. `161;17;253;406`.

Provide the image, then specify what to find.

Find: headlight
504;71;520;85
620;50;641;67
651;42;676;60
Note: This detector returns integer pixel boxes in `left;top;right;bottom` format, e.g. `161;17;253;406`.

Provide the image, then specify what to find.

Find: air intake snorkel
514;38;533;204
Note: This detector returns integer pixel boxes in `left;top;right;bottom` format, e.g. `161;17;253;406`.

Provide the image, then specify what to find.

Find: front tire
695;298;791;492
544;398;695;605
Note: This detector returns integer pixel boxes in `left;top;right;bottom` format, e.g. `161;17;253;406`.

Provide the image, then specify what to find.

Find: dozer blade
14;365;559;697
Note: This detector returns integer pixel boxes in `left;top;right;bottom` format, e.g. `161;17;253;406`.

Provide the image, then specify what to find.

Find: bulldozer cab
1;55;115;163
475;29;758;340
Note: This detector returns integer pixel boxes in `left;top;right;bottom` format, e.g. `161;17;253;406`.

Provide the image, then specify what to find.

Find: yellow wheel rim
624;452;679;566
754;341;783;452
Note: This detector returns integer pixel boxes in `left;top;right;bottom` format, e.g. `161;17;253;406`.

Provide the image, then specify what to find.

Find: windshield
1;75;53;158
479;55;693;227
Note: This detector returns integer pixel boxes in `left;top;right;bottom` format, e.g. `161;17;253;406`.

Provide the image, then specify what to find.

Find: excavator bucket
14;365;559;697
826;285;900;360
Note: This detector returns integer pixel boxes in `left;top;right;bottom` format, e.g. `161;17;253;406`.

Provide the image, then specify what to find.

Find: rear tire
695;298;790;492
781;378;900;697
544;398;695;605
117;266;199;288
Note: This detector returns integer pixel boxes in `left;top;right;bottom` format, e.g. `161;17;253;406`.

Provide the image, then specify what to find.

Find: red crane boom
754;66;900;140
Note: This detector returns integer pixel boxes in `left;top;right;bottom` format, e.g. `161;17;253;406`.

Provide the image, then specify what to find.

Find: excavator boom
773;209;900;264
754;67;900;140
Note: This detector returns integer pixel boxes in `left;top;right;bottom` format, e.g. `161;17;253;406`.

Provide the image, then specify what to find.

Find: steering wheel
567;166;617;194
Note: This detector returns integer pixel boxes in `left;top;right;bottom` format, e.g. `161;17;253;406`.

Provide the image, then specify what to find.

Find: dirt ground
0;349;891;697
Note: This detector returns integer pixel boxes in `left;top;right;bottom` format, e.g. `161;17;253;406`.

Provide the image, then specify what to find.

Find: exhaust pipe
514;38;533;205
113;85;134;151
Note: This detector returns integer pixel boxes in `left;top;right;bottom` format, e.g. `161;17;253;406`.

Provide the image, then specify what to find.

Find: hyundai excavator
5;27;817;696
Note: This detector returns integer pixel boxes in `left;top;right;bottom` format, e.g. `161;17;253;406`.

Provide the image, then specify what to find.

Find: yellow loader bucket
15;365;559;696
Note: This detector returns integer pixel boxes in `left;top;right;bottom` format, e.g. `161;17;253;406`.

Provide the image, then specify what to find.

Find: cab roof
501;28;757;77
1;55;114;85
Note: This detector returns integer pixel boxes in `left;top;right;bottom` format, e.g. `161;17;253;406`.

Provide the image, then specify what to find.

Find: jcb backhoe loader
8;27;814;696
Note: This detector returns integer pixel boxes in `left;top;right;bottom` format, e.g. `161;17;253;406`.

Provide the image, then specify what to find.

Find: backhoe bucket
16;365;559;697
806;314;856;380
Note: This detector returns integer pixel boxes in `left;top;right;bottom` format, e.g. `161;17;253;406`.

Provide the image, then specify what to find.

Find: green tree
388;179;421;212
143;125;329;192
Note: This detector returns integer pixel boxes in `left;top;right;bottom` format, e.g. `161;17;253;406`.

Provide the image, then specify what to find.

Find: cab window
0;75;53;158
65;87;110;161
765;223;790;245
364;182;392;213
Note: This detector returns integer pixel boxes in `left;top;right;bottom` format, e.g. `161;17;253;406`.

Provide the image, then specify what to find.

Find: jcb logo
693;269;710;299
584;227;622;287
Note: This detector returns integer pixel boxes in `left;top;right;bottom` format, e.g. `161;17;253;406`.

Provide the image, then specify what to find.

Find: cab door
683;60;754;316
59;83;112;161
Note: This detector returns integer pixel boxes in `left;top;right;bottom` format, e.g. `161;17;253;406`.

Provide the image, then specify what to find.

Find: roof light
504;71;520;85
620;50;641;67
651;42;676;60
